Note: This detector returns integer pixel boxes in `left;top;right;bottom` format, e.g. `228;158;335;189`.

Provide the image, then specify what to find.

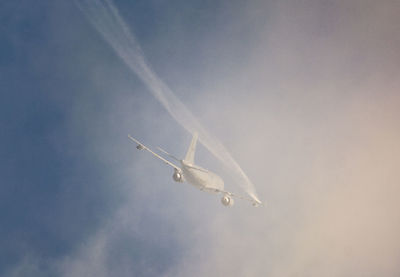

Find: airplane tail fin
184;132;198;164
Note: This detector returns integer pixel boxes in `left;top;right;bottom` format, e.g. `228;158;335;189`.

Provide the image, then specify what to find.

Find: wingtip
252;201;264;207
249;193;261;202
248;193;264;207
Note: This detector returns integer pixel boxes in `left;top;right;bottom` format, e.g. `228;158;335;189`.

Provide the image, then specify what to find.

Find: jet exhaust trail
76;0;260;203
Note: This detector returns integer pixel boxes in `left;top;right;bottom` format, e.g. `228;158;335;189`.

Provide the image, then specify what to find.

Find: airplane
128;132;262;207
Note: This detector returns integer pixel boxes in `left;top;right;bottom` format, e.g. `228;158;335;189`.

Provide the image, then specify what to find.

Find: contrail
76;0;260;203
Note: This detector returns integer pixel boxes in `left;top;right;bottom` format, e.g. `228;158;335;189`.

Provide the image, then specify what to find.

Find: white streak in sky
76;0;260;202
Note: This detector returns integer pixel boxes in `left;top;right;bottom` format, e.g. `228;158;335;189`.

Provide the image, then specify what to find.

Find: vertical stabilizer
184;132;198;164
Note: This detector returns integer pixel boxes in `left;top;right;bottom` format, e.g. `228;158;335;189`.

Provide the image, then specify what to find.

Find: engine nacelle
172;169;184;183
221;195;234;207
136;144;144;150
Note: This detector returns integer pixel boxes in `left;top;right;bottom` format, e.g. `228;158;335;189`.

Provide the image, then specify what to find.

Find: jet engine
172;169;184;183
221;195;234;207
136;144;144;150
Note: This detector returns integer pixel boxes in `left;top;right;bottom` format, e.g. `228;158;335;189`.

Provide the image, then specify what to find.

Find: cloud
5;1;400;276
75;0;260;201
68;0;400;275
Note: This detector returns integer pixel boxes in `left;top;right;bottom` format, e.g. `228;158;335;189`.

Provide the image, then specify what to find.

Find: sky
1;0;400;276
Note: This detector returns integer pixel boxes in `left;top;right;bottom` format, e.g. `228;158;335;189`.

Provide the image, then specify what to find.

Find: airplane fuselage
128;133;261;206
180;160;224;194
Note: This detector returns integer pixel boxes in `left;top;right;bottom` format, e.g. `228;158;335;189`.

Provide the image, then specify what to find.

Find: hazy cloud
75;0;260;201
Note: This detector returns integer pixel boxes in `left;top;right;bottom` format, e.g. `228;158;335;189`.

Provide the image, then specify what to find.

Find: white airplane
128;133;262;207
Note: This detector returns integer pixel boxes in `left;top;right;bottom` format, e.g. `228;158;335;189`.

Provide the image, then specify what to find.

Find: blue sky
0;1;185;275
1;1;260;275
2;0;400;276
1;0;119;272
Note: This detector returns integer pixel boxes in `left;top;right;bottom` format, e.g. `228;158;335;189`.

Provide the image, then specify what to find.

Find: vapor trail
76;0;260;202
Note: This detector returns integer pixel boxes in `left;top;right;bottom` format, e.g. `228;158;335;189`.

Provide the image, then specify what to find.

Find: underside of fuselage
181;162;224;193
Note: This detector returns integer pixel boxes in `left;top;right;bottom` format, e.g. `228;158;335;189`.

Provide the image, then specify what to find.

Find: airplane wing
128;135;181;171
156;147;180;162
156;146;208;173
185;164;209;173
215;189;263;207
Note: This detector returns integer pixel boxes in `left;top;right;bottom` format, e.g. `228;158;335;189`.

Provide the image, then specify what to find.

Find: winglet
249;193;263;207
